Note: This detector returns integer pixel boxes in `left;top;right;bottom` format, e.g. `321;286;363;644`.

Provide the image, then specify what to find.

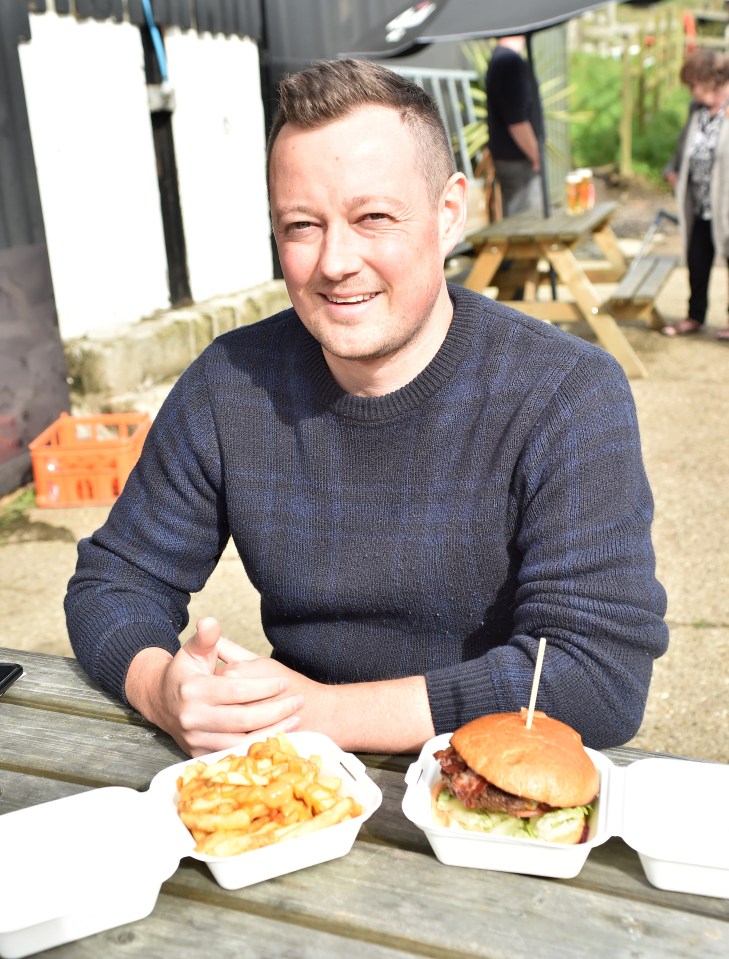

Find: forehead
269;105;422;189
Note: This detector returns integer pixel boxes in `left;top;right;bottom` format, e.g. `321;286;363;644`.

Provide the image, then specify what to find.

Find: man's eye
288;221;312;232
363;212;390;222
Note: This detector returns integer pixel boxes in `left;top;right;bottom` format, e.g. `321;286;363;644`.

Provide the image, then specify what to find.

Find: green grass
0;486;35;519
0;487;36;544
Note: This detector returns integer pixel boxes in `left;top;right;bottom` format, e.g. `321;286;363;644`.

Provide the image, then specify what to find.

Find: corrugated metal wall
0;3;40;250
0;2;69;496
47;0;261;36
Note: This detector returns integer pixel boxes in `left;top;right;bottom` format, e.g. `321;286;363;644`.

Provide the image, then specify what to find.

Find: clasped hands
125;616;434;757
125;616;314;756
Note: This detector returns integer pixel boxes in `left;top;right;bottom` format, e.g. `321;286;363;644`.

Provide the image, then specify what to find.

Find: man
485;36;544;216
65;59;668;758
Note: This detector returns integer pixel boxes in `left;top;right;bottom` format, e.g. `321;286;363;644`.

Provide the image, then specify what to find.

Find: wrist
125;647;173;718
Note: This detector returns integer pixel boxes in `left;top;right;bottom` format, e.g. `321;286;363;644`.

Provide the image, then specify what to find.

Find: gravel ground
2;180;727;763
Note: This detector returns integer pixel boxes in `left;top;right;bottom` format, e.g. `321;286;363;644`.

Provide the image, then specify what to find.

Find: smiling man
269;100;461;394
66;59;668;757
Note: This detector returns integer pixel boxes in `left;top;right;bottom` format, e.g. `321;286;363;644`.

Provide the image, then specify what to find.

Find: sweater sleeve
64;359;229;703
424;352;668;749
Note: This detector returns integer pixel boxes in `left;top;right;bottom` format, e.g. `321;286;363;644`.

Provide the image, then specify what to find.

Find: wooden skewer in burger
433;638;600;844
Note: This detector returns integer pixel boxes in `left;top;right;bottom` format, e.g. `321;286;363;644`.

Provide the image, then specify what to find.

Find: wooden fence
574;2;718;176
620;5;686;175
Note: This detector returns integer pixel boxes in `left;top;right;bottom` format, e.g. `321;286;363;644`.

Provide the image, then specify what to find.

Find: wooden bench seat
607;255;678;330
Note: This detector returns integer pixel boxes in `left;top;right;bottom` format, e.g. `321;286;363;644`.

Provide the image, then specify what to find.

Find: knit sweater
65;285;668;749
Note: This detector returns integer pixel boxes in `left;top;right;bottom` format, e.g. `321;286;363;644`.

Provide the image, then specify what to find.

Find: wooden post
620;42;633;177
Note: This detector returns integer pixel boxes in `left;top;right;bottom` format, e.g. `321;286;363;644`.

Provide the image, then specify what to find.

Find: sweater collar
298;285;484;422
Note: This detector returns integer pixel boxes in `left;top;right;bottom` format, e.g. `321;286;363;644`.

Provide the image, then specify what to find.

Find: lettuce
435;789;593;843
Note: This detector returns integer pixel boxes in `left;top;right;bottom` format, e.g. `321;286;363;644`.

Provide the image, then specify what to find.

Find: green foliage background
568;51;691;184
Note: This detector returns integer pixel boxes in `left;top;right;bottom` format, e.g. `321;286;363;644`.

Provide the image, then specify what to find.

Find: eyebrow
274;195;405;228
273;206;318;229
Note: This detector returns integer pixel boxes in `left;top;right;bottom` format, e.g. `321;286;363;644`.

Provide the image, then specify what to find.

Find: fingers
185;711;301;758
176;689;304;757
203;673;290;706
216;637;259;664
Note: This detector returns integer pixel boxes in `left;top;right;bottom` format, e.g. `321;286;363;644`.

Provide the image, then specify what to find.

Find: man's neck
323;302;454;398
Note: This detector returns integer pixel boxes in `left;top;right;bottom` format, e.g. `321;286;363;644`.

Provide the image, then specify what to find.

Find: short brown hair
679;48;729;88
266;58;455;203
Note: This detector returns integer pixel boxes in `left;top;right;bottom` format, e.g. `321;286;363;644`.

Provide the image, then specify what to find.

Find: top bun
450;709;599;808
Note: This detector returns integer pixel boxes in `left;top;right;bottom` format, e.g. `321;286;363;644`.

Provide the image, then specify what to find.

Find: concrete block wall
64;280;292;418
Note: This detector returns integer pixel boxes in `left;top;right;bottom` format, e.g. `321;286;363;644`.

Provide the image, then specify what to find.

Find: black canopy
345;1;625;59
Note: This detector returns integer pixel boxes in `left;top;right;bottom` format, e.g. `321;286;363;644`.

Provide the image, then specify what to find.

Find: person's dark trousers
687;217;714;325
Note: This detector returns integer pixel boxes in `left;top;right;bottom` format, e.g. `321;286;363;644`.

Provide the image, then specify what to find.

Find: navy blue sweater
65;286;668;748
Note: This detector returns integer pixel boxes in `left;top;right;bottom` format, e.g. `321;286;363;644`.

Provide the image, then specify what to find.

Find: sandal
661;319;702;337
716;328;729;341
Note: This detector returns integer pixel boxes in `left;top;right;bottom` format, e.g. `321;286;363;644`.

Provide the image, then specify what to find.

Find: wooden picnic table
2;646;728;958
463;201;650;379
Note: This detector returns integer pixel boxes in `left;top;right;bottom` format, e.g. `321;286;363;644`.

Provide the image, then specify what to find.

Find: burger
432;708;599;844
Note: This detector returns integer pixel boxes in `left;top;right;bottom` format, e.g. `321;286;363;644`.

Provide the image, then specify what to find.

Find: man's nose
319;224;362;279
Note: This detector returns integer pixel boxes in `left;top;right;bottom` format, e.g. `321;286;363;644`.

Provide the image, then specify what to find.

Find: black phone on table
0;663;23;695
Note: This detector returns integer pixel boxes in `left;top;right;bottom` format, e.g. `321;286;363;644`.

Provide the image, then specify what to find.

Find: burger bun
450;708;599;809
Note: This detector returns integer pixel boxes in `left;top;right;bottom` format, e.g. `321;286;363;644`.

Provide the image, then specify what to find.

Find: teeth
326;293;377;304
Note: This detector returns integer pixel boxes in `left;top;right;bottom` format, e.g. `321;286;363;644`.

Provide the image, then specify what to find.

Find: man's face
269;105;466;389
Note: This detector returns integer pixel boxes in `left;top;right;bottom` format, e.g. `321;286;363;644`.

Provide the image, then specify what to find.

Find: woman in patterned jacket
662;50;729;339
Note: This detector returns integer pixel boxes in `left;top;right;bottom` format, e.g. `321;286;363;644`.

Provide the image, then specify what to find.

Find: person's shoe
661;319;702;337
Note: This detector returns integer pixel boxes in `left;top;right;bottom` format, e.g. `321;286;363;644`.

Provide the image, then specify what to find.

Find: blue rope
140;0;169;84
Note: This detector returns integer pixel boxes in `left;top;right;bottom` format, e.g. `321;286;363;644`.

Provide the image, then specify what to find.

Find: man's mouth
324;292;379;304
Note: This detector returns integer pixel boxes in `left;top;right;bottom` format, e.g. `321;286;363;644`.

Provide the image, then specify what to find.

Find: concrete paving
2;261;727;763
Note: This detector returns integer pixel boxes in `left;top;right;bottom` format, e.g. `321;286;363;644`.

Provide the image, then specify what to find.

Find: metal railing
392;66;481;179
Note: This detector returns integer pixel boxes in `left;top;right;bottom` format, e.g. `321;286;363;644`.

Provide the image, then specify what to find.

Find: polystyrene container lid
0;787;184;959
617;757;729;897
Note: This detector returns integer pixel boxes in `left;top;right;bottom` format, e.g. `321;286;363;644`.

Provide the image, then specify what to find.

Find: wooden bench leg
591;223;628;276
464;242;507;293
542;243;649;378
611;302;666;332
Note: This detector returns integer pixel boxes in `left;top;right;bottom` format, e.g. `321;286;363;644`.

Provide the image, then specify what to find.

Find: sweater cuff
424;660;517;734
91;621;181;706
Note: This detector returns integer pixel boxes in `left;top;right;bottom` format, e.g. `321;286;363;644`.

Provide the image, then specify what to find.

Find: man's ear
439;172;469;257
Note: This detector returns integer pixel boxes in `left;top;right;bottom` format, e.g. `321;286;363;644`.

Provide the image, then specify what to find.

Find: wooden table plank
159;844;729;959
2;702;185;789
35;891;421;959
466;203;616;246
0;769;92;813
1;646;141;724
463;240;506;293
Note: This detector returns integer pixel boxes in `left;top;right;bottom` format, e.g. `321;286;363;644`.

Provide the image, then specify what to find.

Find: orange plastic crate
29;412;151;508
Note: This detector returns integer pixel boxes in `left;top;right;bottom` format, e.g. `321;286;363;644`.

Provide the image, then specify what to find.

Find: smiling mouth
324;292;379;304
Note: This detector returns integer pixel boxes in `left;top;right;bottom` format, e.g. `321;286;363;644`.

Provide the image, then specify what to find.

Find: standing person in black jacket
485;36;544;216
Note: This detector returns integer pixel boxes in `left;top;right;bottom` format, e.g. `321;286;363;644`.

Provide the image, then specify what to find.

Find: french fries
176;736;363;857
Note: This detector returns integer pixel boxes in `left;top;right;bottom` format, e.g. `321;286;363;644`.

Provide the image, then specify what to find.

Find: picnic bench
606;254;678;330
3;646;729;959
461;202;649;378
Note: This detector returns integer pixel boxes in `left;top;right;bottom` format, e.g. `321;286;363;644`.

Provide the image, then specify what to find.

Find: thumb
184;616;222;664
